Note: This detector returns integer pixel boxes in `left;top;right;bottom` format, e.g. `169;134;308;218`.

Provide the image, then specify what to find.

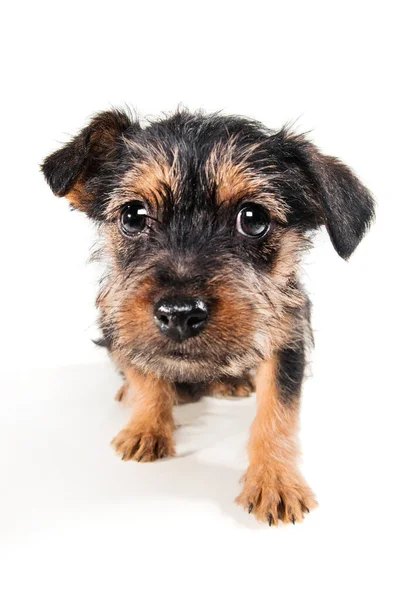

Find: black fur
42;108;375;389
42;110;136;218
277;341;306;405
42;109;374;259
41;109;375;522
270;129;375;259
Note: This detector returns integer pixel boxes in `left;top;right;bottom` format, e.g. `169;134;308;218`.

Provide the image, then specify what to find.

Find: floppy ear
41;109;134;215
277;130;375;259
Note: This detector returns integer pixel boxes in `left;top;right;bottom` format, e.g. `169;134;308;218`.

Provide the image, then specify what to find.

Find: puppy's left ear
277;131;375;259
41;109;135;216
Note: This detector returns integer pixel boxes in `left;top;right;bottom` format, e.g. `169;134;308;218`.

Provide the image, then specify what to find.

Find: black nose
154;297;209;341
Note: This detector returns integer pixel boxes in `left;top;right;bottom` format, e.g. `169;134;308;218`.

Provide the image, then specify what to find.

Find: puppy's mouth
166;348;204;361
156;334;211;362
131;338;213;369
128;339;261;382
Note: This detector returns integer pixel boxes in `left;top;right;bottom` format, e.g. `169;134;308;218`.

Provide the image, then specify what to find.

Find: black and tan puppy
42;109;374;525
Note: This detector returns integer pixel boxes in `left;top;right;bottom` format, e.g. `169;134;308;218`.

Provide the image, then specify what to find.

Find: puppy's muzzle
154;297;209;341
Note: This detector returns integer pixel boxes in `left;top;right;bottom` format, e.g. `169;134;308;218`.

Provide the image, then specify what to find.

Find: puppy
42;109;374;525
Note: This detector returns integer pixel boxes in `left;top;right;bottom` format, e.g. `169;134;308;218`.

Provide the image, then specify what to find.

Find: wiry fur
42;108;374;524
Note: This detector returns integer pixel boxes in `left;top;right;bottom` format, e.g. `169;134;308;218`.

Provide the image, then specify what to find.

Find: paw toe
237;469;317;526
112;429;175;462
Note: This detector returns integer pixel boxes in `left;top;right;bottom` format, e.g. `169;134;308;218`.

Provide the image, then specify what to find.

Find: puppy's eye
119;202;148;236
236;204;270;238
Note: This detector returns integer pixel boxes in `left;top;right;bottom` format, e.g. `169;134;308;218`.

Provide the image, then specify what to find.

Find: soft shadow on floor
0;362;263;537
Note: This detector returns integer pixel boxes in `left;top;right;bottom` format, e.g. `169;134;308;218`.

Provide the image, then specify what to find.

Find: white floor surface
0;362;398;599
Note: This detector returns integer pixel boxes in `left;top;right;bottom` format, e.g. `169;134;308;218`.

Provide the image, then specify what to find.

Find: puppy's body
43;109;374;524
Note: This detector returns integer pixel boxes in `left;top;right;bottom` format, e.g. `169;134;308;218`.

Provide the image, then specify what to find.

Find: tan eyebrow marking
105;140;181;216
205;138;288;222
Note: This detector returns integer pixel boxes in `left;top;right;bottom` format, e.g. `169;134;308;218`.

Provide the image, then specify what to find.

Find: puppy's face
42;110;374;382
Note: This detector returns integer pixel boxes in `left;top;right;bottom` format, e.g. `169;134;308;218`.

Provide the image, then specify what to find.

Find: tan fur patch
106;141;181;216
205;139;288;222
236;355;317;524
65;180;94;211
208;373;255;398
112;366;177;462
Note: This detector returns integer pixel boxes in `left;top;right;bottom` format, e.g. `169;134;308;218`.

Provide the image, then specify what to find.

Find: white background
1;1;399;599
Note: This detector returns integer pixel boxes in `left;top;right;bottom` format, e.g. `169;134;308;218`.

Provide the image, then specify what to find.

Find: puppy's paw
112;428;176;462
236;466;317;525
210;374;255;398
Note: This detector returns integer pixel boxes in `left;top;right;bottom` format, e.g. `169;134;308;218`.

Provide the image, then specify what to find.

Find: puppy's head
42;109;374;381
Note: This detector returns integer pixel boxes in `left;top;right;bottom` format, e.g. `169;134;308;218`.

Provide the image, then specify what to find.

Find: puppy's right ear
41;109;135;214
273;128;375;259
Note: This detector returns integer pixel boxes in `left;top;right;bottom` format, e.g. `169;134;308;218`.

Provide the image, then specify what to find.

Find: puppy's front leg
236;349;317;524
112;368;176;462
